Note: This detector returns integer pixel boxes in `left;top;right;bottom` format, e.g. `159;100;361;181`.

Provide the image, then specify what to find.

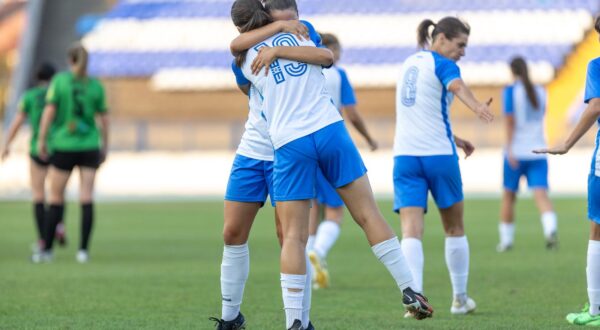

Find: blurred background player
306;32;378;289
394;16;493;316
497;56;558;252
212;6;326;330
1;62;67;259
535;15;600;327
37;43;109;263
232;1;433;328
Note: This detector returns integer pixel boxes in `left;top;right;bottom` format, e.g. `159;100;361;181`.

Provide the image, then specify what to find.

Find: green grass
0;198;592;329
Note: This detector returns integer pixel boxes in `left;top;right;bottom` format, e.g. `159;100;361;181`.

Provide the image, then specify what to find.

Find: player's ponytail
68;43;88;78
595;15;600;33
510;57;539;110
417;19;436;49
417;17;470;49
231;0;273;67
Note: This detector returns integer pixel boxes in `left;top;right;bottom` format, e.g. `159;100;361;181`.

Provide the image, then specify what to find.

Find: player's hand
475;98;494;123
37;140;48;161
278;20;309;41
507;150;519;169
251;46;279;76
455;137;475;159
533;143;569;155
368;139;378;151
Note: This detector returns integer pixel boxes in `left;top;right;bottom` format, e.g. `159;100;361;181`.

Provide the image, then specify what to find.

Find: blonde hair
68;42;88;77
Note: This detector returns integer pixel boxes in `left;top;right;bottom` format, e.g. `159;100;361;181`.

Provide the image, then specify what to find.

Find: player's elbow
321;49;334;66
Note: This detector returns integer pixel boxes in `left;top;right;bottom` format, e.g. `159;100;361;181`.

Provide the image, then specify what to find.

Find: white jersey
236;85;274;161
231;62;274;161
394;51;461;156
241;33;342;149
322;66;357;112
503;82;547;160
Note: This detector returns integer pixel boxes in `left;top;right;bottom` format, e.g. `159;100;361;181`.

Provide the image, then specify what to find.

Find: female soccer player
535;15;600;327
307;32;379;290
212;14;327;330
1;63;67;257
37;43;109;263
497;57;558;252
393;17;493;315
231;1;433;328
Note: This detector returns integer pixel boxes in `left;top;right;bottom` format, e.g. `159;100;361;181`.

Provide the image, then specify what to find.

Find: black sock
44;204;64;251
33;202;45;240
81;203;94;251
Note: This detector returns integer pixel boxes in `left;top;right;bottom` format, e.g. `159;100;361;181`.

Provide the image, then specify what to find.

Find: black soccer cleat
209;312;246;330
402;287;434;320
306;321;314;330
546;232;559;250
288;319;304;330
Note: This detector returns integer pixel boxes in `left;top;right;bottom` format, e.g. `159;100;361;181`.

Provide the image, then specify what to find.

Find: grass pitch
0;198;591;329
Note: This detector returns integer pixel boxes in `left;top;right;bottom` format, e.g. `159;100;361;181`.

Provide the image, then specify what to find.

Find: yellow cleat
308;250;330;289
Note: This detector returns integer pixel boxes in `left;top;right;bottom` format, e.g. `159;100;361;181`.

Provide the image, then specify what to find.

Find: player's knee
223;225;248;245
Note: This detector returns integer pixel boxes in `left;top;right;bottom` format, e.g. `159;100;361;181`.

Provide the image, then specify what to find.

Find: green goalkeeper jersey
19;86;47;156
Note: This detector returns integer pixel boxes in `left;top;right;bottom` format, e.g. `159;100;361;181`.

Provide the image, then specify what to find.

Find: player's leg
272;135;318;329
427;155;475;315
566;174;600;326
306;200;319;252
42;159;72;260
76;150;102;263
214;155;269;327
29;157;48;247
309;171;344;289
528;159;557;249
498;156;520;252
278;200;311;329
317;122;432;318
77;166;96;263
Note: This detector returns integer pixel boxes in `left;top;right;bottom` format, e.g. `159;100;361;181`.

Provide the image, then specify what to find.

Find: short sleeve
502;86;514;115
338;68;356;107
432;52;461;89
231;60;250;86
45;75;60;105
300;20;322;47
584;59;600;104
95;81;108;113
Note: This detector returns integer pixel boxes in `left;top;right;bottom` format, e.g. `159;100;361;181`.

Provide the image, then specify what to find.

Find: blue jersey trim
431;51;461;89
231;60;250;86
503;85;514;115
441;88;457;156
300;20;321;47
337;67;357;107
585;58;600;104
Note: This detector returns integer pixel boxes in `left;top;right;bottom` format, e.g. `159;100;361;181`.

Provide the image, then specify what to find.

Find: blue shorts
225;154;274;207
589;174;600;224
273;121;367;202
316;168;344;208
393;155;463;213
503;157;549;192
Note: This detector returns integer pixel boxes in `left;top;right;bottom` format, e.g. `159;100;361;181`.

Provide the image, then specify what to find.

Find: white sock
313;220;340;258
306;235;316;252
445;236;470;298
302;253;312;328
499;223;515;246
220;244;249;321
371;236;414;291
281;273;305;329
587;240;600;316
400;238;424;293
541;212;557;239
